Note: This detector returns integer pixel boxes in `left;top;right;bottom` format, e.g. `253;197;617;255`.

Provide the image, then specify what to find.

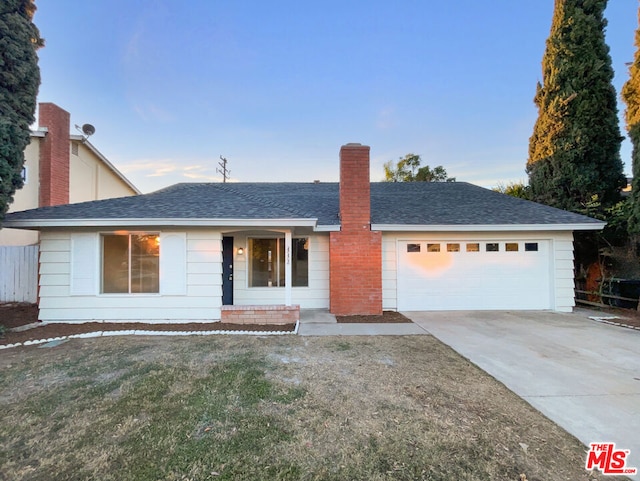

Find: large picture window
248;238;308;287
102;234;160;293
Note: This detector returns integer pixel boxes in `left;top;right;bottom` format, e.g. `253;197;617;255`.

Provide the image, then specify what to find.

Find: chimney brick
38;103;70;207
329;143;382;315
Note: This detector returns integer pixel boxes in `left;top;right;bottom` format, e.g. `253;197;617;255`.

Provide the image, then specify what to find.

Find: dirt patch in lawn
0;335;627;481
336;310;412;323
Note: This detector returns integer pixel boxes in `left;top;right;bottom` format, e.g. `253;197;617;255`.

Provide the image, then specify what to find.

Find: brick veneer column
329;144;382;315
38;103;70;207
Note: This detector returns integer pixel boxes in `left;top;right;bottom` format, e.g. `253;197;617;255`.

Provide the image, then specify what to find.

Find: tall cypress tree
622;8;640;238
527;0;625;213
0;0;42;222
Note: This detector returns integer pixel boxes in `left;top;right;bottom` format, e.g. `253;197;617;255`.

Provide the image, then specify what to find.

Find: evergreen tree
527;0;625;213
0;0;42;222
622;8;640;238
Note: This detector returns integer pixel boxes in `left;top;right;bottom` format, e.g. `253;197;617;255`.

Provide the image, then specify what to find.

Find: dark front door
222;236;234;305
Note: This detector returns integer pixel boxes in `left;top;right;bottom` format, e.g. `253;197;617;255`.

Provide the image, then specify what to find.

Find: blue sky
34;0;638;193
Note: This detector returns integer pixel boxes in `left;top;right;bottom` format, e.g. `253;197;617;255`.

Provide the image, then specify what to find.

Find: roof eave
370;223;606;232
3;218;320;229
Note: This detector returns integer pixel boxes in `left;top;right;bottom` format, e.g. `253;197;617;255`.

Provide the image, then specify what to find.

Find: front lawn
0;335;624;480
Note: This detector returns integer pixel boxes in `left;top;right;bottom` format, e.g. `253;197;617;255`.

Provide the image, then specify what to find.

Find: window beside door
248;237;309;287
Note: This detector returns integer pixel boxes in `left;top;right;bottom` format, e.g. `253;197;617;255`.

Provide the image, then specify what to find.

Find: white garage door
397;240;552;310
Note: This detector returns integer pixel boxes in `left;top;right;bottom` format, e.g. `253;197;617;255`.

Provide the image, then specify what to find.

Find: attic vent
71;142;79;156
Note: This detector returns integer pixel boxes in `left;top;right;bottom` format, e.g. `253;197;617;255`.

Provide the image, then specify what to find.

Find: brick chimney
329;144;383;315
38;103;70;207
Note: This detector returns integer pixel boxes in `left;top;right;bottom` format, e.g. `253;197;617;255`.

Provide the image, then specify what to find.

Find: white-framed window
101;233;160;293
21;166;27;184
248;237;309;287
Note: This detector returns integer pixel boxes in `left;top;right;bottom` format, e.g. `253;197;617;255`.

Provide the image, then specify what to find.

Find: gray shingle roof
3;181;603;228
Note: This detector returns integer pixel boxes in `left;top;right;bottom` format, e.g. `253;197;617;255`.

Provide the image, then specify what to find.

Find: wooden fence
575;289;639;310
0;245;38;303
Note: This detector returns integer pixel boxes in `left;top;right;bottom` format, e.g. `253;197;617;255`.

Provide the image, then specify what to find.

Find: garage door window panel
486;243;499;252
466;243;480;252
427;243;441;252
407;243;421;253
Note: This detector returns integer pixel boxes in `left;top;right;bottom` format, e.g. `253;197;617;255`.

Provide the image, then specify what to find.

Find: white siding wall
233;233;329;308
382;231;577;313
382;235;397;311
38;230;222;322
552;232;576;312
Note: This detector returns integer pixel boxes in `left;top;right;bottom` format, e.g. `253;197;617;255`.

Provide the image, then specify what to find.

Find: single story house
2;143;604;323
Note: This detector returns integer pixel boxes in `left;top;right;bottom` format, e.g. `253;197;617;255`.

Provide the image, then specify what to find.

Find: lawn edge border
0;320;300;350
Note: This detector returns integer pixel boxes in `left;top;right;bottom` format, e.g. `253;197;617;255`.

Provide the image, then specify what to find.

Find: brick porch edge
221;305;300;325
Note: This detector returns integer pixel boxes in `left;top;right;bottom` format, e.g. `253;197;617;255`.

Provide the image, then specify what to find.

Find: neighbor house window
102;234;160;293
248;238;308;287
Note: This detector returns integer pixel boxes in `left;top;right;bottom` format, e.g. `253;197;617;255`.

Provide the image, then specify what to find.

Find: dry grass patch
0;336;627;481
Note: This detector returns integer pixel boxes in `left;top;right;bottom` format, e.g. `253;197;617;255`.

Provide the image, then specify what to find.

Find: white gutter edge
314;225;340;232
3;217;320;229
370;223;606;232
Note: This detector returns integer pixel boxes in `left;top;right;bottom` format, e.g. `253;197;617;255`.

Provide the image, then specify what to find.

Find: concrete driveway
406;309;640;477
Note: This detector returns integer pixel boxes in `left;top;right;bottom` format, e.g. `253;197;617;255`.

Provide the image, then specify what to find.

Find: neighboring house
0;102;140;246
3;144;604;323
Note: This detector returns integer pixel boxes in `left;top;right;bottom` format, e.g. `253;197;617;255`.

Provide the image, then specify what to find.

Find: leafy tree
0;0;42;222
492;181;530;199
622;7;640;239
383;154;455;182
527;0;625;214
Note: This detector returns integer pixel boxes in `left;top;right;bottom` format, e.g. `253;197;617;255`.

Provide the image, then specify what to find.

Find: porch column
285;231;292;306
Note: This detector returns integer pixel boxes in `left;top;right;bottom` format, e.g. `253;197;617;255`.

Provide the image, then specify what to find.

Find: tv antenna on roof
74;123;95;142
217;155;230;183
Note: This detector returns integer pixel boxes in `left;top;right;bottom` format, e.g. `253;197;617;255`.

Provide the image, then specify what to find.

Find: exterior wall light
237;247;244;255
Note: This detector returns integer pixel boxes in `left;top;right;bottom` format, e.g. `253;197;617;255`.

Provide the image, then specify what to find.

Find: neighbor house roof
2;181;605;231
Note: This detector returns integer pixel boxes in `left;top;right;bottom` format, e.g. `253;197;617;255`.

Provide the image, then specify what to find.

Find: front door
222;236;234;305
